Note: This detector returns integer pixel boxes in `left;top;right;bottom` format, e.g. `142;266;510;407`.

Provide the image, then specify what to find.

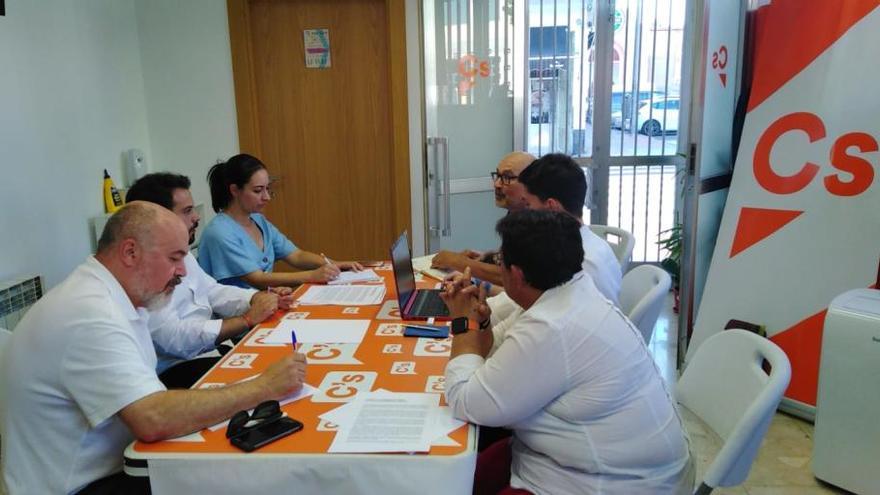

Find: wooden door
228;0;410;261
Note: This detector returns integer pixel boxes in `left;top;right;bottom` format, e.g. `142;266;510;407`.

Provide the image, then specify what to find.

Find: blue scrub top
197;213;296;288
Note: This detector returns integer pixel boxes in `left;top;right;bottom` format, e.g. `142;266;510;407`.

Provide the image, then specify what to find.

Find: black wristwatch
451;316;469;335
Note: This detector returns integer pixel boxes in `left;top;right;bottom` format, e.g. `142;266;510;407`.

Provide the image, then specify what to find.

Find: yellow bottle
103;169;124;213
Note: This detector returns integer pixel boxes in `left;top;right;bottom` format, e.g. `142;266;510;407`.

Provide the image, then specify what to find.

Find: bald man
430;152;536;286
0;202;306;495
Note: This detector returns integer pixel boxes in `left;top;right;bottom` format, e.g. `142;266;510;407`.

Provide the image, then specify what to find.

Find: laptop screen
390;231;416;311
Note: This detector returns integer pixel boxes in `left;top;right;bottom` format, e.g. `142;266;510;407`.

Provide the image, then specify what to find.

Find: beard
188;221;199;245
134;273;182;311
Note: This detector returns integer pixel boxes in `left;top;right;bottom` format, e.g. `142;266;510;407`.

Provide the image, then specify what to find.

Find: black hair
517;153;587;217
496;209;583;290
125;172;191;210
207;154;267;212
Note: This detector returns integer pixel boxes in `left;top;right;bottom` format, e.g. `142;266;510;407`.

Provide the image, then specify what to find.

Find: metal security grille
523;0;687;263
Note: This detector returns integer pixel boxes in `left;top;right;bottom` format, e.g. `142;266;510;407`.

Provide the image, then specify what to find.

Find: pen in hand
291;329;299;352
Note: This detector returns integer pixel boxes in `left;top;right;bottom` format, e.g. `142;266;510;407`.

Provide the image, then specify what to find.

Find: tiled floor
652;294;852;494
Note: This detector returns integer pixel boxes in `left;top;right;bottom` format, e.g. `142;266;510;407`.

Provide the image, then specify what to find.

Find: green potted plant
657;224;682;312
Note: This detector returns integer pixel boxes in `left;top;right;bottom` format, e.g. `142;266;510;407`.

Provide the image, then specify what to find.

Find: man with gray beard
0;202;307;495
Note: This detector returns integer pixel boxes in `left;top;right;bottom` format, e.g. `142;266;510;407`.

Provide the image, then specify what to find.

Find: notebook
390;232;450;320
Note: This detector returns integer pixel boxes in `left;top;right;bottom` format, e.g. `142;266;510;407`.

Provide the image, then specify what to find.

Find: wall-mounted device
124;148;148;187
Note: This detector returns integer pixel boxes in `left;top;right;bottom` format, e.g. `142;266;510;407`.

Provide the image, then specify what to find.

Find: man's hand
431;250;470;271
246;291;280;324
269;286;295;310
440;267;491;324
259;353;307;399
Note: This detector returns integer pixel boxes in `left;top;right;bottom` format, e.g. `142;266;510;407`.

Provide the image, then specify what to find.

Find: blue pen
291;329;298;352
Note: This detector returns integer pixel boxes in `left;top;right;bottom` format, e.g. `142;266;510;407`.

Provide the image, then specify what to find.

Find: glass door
422;0;521;253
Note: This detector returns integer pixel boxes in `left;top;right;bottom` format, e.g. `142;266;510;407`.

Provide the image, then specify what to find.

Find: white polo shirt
0;257;166;494
149;253;256;372
447;273;691;494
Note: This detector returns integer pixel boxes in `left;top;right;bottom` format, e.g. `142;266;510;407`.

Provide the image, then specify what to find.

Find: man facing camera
126;172;294;388
0;202;306;494
442;210;691;494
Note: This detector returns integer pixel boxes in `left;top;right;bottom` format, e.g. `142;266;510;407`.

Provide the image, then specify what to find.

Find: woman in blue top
198;154;362;289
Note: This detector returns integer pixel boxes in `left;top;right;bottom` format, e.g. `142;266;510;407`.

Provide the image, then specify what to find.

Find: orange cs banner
689;0;880;411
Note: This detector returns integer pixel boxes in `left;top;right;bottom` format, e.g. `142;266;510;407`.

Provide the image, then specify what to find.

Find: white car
636;97;680;136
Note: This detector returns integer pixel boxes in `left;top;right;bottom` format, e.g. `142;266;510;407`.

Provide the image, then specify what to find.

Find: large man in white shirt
0;202;306;494
126;173;294;388
441;210;691;495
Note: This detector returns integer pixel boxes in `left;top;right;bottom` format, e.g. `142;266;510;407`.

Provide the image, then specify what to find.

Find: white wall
134;0;239;222
0;0;238;289
0;0;152;288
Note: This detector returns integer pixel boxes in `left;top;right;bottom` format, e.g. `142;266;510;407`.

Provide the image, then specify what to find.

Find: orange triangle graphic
769;310;826;406
719;72;727;88
730;207;803;258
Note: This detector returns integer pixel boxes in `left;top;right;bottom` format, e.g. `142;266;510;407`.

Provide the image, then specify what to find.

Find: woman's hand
336;261;364;272
308;264;341;282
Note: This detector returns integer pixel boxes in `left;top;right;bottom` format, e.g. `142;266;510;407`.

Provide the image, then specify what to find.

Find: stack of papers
327;269;382;285
322;391;465;453
297;285;386;305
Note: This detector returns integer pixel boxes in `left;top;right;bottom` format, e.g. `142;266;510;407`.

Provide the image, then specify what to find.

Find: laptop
390;231;450;320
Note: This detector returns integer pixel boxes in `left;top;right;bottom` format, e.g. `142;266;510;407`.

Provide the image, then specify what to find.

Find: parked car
608;91;666;129
636;97;680;136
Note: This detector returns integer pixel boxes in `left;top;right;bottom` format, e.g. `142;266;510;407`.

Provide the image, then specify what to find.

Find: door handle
439;137;451;236
426;137;442;236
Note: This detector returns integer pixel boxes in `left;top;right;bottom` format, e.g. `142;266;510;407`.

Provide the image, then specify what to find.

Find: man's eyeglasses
490;171;519;185
226;400;283;439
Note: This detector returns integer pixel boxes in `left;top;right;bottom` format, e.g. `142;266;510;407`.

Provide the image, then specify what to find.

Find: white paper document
297;285;386;305
256;319;370;345
328;392;440;453
327;269;382;285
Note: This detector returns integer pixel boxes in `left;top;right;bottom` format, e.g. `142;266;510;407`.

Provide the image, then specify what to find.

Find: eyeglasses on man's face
490;170;519;185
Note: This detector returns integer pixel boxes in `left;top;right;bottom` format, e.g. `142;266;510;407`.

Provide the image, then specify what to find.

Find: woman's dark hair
496;209;583;290
207;154;267;212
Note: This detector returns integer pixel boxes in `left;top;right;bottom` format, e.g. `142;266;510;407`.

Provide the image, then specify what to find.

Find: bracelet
241;313;253;328
479;318;490;330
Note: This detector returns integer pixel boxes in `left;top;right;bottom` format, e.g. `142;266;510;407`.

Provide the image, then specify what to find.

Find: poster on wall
304;29;331;69
689;0;880;412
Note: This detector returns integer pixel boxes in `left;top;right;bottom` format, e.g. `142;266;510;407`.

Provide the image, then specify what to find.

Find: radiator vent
0;275;43;330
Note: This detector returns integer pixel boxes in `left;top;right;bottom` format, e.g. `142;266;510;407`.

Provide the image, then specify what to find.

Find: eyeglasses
226;400;283;439
490;171;519;185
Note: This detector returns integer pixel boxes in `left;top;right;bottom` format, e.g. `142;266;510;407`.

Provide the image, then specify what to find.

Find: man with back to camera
0;202;306;494
429;151;536;286
481;152;623;337
441;210;691;494
126;172;295;389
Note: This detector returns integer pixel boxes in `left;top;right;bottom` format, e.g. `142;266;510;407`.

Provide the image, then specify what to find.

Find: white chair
588;224;635;271
677;329;792;495
619;265;670;344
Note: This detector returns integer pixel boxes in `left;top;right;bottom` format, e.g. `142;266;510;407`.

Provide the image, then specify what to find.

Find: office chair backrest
619;265;671;344
677;329;791;493
588;225;635;271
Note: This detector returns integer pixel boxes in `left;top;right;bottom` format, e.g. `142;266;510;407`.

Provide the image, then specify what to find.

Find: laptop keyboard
412;290;449;317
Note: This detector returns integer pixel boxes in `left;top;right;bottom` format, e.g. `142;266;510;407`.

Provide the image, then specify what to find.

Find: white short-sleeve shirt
149;253;256;372
0;257;166;494
447;273;691;494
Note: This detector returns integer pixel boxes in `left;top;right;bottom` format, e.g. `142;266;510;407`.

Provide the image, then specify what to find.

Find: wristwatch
451;316;469;335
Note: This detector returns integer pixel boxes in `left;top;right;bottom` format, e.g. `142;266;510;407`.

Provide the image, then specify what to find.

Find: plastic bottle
103;169;124;213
